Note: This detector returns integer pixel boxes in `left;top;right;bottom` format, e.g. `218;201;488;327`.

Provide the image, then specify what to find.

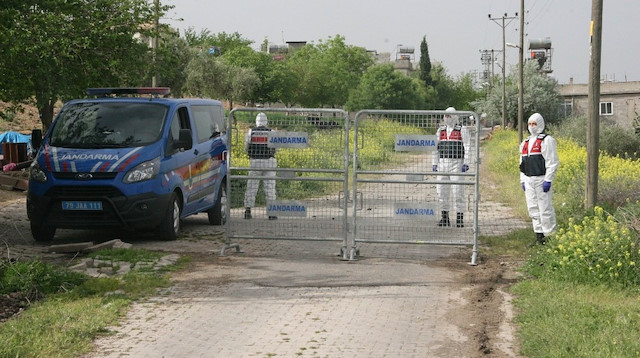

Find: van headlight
123;157;160;183
29;162;47;183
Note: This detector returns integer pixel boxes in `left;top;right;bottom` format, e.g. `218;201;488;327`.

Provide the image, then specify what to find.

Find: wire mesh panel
222;108;350;257
350;110;480;264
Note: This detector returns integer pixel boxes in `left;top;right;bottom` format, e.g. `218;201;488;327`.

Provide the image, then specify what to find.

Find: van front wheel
208;184;226;225
159;193;181;240
31;222;56;242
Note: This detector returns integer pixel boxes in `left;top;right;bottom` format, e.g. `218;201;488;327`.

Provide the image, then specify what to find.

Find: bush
554;115;640;159
523;207;640;288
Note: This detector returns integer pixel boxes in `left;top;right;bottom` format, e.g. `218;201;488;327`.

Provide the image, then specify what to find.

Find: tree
221;46;273;105
145;30;191;97
472;61;561;127
419;36;432;87
183;52;260;108
287;35;373;108
0;0;163;131
345;64;426;111
183;28;252;55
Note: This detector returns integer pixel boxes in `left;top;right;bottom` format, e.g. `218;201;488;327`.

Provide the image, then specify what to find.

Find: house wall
559;81;640;129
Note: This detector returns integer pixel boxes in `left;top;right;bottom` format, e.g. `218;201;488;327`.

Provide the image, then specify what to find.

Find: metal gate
221;108;480;265
349;110;480;265
221;108;351;256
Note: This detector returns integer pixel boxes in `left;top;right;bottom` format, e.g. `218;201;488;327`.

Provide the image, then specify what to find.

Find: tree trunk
38;98;56;133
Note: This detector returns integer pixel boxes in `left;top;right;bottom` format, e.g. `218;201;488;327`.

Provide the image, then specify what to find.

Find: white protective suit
243;113;277;214
432;107;471;226
519;113;559;237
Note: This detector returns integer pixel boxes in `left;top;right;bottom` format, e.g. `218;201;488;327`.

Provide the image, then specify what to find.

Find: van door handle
193;149;199;155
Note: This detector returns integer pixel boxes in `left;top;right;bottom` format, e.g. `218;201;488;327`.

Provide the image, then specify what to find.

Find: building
558;80;640;130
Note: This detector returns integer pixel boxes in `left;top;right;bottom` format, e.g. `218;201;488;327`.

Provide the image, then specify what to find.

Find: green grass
0;249;180;358
512;279;640;358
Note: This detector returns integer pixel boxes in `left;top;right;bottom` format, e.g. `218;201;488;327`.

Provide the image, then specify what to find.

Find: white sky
166;0;639;85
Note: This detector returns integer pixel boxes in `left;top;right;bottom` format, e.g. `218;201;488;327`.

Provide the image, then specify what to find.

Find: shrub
524;207;640;288
553;115;640;159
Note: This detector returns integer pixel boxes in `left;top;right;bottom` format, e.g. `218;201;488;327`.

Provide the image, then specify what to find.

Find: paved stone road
85;240;483;358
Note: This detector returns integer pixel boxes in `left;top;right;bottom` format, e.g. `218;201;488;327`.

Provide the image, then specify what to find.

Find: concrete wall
559;81;640;129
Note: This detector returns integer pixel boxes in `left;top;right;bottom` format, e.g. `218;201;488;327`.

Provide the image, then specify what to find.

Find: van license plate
62;201;103;211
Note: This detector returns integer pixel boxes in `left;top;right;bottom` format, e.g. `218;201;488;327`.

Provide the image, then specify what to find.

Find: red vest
437;125;464;159
520;134;547;176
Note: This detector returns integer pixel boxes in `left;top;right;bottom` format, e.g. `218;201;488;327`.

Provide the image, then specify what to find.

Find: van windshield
50;102;168;148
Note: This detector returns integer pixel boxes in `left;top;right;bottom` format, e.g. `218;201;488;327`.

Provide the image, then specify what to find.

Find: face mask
444;117;456;127
528;124;541;136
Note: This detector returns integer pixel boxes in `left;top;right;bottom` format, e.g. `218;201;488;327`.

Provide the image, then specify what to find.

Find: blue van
27;88;228;241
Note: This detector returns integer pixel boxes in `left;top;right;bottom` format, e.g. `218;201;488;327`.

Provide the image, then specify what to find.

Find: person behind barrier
244;112;277;220
432;107;471;227
519;113;559;245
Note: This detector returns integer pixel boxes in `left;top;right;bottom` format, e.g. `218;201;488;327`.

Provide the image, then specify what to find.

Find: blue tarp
0;131;32;155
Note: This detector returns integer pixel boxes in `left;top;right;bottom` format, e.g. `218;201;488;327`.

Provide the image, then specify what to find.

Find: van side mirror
174;129;193;151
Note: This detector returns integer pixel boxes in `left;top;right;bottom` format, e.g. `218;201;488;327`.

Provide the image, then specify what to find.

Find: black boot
456;213;464;228
437;211;450;227
244;207;252;219
536;232;546;245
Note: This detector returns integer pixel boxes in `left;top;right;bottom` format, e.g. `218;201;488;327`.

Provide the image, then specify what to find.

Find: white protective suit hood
256;112;268;127
444;107;457;127
527;113;545;136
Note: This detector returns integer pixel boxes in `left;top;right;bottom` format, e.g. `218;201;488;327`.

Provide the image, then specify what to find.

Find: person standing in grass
519;113;559;244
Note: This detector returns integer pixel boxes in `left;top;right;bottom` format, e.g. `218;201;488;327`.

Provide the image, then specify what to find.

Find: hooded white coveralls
519;113;559;236
244;113;277;208
432;108;471;213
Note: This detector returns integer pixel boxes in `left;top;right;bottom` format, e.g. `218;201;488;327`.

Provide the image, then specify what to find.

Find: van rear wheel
159;193;180;240
31;222;56;242
208;184;226;225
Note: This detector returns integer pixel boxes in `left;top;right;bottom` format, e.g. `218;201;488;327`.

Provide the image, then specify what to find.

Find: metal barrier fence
221;108;351;256
219;108;520;265
349;110;480;265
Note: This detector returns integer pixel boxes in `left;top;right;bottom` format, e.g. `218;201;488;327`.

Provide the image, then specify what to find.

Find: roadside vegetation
482;126;640;357
0;249;185;358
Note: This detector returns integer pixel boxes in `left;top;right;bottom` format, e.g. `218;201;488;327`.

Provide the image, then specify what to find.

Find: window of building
560;101;573;118
600;102;613;115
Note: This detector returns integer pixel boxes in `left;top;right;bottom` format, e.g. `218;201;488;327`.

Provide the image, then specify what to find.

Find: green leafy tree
183;52;259;108
288;36;373;108
263;60;299;107
145;30;191;97
222;46;273;104
346;64;426;111
426;63;456;109
472;60;561;127
419;36;432;87
0;0;163;131
183;28;252;55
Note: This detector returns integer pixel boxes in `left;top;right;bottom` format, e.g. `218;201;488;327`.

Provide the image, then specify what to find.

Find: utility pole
586;0;603;210
489;13;517;128
517;1;525;143
152;0;160;87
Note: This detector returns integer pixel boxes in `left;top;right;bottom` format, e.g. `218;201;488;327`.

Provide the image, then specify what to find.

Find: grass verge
0;248;187;358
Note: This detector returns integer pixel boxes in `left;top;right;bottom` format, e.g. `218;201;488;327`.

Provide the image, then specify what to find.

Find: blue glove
521;182;525;191
461;164;469;172
543;181;552;192
432;165;437;172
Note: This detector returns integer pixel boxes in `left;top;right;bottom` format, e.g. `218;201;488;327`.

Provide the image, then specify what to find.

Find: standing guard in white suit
432;107;471;227
244;112;277;220
519;113;559;244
